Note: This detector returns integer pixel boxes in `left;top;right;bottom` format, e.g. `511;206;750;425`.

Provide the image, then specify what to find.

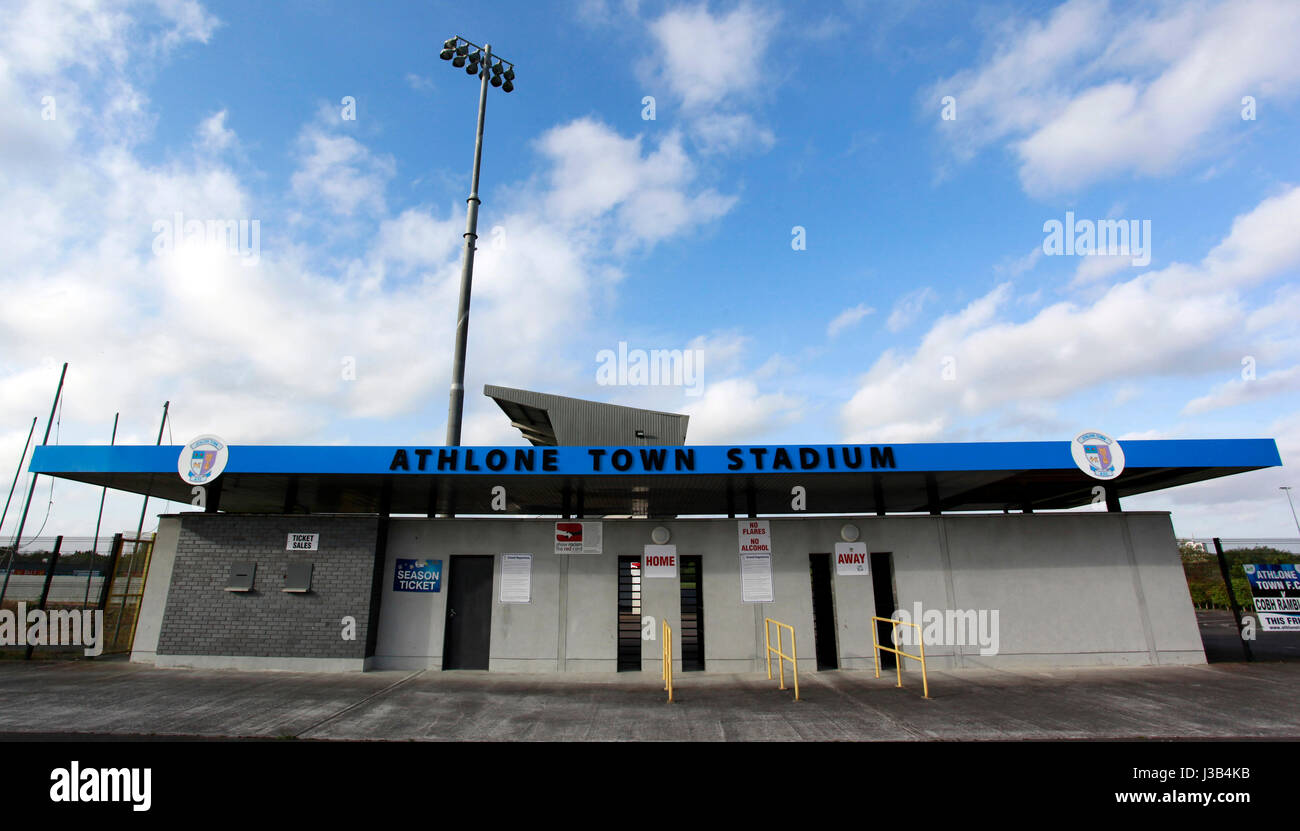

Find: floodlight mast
441;37;514;447
1282;486;1300;536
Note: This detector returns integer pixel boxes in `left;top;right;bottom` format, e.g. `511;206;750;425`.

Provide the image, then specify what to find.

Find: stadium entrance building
29;387;1282;673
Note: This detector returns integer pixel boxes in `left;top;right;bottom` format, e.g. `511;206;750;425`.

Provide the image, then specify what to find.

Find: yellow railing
871;615;930;699
661;620;673;702
763;617;799;701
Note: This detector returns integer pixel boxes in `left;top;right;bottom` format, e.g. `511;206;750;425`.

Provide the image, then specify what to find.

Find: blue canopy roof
29;438;1282;516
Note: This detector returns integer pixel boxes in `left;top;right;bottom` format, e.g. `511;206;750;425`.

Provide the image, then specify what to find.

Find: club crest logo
1071;431;1125;480
178;435;229;485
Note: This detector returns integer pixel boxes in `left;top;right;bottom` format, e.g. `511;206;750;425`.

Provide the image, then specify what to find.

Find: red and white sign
835;542;869;576
738;520;771;555
555;521;602;554
643;545;677;578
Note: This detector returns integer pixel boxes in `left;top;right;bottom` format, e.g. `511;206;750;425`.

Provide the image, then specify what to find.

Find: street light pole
445;42;493;447
1282;486;1300;536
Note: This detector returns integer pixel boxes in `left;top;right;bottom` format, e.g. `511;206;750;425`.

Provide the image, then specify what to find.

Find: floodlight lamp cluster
439;36;516;92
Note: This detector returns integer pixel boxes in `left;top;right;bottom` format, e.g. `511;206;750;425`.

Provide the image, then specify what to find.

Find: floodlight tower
1282;486;1300;536
439;36;516;447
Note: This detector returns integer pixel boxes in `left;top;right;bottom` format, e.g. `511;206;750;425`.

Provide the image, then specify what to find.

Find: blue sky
1;0;1299;539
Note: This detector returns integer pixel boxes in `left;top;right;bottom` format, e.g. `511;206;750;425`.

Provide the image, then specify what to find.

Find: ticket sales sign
1244;563;1300;631
287;533;319;551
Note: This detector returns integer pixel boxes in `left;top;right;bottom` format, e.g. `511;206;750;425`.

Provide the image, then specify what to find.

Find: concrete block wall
134;510;1204;673
151;513;379;671
372;512;1204;673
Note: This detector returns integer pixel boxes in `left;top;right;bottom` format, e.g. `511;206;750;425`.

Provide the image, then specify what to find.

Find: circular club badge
1071;431;1125;480
178;435;229;485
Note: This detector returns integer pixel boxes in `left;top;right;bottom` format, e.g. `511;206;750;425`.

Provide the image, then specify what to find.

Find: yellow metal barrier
763;618;799;701
661;620;673;702
871;615;930;699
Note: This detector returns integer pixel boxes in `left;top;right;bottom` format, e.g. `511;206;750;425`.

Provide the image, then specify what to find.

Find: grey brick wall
156;514;380;659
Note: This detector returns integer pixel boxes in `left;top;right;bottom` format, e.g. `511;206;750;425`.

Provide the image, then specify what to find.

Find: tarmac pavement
1;657;1298;741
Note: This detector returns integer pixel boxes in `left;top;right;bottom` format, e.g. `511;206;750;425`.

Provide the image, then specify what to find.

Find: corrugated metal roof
484;385;688;446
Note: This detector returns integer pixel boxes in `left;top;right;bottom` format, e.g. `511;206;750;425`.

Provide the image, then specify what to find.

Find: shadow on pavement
1197;609;1300;662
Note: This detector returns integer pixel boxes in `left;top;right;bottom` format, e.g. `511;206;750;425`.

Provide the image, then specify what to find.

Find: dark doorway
808;553;838;670
870;551;898;670
679;556;705;671
617;556;642;671
442;555;493;670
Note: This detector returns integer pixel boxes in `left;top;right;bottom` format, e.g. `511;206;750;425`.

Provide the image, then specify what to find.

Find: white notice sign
643;545;677;578
835;542;869;576
740;553;774;603
500;554;532;603
738;520;771;555
287;533;318;551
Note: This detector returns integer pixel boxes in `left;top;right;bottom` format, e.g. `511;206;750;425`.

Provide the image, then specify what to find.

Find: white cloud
996;247;1042;277
404;73;433;93
828;303;874;337
681;378;801;444
0;2;750;538
0;0;217;78
372;208;462;273
646;3;777;109
1072;253;1135;285
886;287;936;332
930;0;1300;195
686;331;747;378
840;185;1300;442
196;110;235;153
1247;284;1300;332
291;113;396;217
1182;366;1300;415
691;112;775;155
537;119;736;251
1200;186;1300;288
644;3;778;156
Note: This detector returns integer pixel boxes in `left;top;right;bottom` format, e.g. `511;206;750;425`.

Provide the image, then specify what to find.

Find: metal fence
0;533;154;657
1178;537;1300;612
0;536;118;607
1178;537;1300;663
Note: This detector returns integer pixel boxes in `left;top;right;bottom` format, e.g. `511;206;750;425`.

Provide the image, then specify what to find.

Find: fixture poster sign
555;521;602;554
1244;563;1300;631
